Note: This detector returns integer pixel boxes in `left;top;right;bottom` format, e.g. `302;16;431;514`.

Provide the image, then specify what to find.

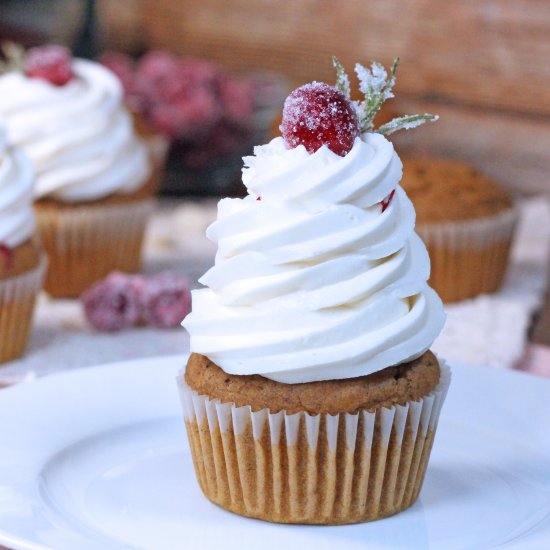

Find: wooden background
97;0;550;196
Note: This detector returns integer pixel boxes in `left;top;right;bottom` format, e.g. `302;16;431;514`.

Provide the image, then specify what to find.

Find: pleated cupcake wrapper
417;207;519;302
177;361;451;525
0;255;47;364
144;135;169;195
36;199;154;298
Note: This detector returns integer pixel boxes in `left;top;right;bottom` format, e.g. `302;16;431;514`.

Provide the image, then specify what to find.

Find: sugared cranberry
25;45;73;86
81;272;142;332
141;272;191;328
381;189;396;213
280;82;359;156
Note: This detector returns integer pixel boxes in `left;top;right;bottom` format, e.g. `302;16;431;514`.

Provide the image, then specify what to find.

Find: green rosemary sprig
332;56;350;99
333;56;438;135
378;113;439;136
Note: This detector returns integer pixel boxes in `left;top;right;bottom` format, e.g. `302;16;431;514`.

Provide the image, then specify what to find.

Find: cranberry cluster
81;271;191;332
100;51;257;168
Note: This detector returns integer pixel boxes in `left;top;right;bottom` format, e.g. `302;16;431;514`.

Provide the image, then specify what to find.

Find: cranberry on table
142;272;192;329
81;273;142;332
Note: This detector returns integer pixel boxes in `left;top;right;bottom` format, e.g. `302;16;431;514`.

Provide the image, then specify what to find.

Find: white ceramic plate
0;356;549;550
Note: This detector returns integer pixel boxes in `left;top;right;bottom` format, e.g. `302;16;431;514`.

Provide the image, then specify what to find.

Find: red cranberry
25;45;74;86
280;82;359;156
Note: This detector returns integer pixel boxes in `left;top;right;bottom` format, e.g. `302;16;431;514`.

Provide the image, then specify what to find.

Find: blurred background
0;0;548;382
2;0;549;196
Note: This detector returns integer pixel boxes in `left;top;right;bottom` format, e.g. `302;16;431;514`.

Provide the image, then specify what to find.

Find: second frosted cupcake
0;46;153;297
402;157;518;302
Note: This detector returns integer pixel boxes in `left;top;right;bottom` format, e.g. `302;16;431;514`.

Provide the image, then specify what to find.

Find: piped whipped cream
0;126;36;247
183;133;445;383
0;59;150;202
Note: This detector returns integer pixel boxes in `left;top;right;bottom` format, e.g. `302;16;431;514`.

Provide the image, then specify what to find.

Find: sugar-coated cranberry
141;272;191;328
25;45;74;86
280;82;359;156
81;272;142;332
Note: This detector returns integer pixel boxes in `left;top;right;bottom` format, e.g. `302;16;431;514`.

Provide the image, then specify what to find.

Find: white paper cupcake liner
36;199;154;297
177;360;451;524
0;254;47;364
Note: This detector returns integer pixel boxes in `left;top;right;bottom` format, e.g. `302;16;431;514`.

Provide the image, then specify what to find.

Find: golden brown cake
0;239;42;280
402;157;518;302
180;351;446;524
186;351;440;414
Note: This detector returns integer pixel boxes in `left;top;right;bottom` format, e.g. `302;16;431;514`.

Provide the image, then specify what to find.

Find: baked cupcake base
35;197;154;298
177;353;450;524
0;241;47;364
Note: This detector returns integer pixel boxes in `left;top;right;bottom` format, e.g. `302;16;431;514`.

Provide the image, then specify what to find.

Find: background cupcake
402;157;518;303
0;125;46;363
0;45;153;298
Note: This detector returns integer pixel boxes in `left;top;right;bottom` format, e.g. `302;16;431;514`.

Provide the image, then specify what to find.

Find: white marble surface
0;197;548;386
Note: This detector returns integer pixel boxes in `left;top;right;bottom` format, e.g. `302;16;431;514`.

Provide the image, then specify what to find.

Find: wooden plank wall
98;0;550;195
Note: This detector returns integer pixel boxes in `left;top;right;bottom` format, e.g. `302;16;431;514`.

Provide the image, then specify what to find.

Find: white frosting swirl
0;59;150;202
0;126;36;247
183;133;445;383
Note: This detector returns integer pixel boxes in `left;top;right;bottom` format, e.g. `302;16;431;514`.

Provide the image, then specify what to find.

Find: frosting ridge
183;133;445;383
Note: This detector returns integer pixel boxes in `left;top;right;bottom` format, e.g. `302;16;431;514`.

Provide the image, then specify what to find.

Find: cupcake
179;58;450;524
0;125;46;363
402;157;518;302
0;45;153;297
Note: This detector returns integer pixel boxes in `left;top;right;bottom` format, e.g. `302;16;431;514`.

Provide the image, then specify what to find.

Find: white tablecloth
0;197;548;386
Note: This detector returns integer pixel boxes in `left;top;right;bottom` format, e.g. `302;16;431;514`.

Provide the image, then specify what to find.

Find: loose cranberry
280;82;359;156
81;272;142;332
25;45;74;86
141;272;191;328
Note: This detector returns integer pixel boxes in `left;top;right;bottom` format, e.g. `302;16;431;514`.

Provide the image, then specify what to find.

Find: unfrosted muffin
0;46;153;297
402;157;517;302
0;127;46;363
178;59;450;525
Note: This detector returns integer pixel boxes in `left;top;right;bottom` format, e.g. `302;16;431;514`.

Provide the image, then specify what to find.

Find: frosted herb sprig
0;42;26;75
332;56;438;136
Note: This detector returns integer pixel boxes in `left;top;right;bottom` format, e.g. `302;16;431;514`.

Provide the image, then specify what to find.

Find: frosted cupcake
0;124;46;363
402;157;518;302
179;59;450;524
0;45;153;297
